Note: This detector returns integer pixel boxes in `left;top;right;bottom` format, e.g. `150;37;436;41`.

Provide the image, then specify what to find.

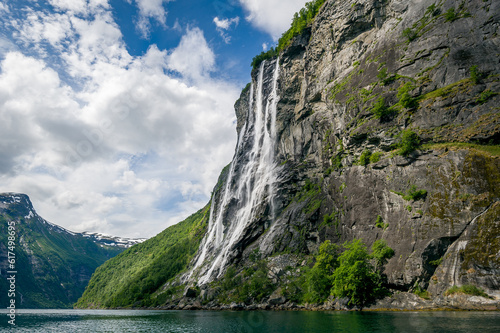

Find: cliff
0;193;136;308
77;0;500;310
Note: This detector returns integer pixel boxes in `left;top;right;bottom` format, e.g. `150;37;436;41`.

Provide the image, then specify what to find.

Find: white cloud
127;0;173;38
0;36;17;58
0;1;239;238
48;0;88;14
213;16;239;43
16;10;72;51
214;17;239;30
167;27;215;82
48;0;110;15
0;3;9;13
238;0;307;40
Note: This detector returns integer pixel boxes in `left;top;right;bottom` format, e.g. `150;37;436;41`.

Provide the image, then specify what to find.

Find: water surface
1;309;500;332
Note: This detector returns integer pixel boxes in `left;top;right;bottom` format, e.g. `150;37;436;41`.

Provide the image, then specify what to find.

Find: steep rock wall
189;0;500;297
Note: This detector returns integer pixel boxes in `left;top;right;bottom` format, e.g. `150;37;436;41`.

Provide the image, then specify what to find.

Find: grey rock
269;295;286;306
184;288;197;298
181;0;500;310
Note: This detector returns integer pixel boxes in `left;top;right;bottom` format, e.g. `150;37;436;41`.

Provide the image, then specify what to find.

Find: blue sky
0;0;307;238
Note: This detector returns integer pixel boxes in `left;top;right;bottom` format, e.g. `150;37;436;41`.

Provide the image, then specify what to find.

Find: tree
359;150;372;166
371;97;392;119
399;129;420;156
305;240;339;303
315;240;339;273
371;240;395;272
331;239;387;308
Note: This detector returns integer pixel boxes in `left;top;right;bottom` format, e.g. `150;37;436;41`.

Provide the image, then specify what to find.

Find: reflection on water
0;309;499;332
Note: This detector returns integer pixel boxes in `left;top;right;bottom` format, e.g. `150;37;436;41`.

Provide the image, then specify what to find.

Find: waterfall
189;59;280;284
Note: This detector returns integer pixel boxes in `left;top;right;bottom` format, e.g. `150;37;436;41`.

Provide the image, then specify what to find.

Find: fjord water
2;310;500;332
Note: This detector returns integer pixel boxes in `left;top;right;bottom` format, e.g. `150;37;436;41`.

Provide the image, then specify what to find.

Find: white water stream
190;59;280;284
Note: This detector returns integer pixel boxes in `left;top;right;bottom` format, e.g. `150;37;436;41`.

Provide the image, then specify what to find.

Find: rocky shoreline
148;292;500;312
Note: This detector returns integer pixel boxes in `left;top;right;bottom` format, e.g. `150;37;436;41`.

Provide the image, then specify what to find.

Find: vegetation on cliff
75;206;209;308
251;0;326;69
210;239;394;308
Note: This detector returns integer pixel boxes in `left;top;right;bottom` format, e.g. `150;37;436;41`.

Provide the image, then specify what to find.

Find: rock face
74;0;499;310
0;193;128;308
187;0;500;300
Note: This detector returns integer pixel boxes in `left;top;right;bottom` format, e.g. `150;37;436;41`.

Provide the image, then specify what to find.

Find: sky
0;0;308;238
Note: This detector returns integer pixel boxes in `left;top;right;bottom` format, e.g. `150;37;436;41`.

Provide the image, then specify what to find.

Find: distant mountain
0;193;144;308
80;232;146;248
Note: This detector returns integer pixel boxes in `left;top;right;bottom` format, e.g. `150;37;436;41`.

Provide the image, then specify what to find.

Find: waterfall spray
190;59;280;284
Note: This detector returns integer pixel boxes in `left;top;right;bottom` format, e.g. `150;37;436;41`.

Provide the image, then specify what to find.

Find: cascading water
189;59;280;285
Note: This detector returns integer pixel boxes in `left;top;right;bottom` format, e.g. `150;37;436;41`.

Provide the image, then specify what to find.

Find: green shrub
325;166;334;176
220;260;276;304
394;185;427;201
359;150;372;166
402;28;417;42
398;129;420;156
371;97;392;119
476;89;496;104
444;8;458;22
429;257;443;266
241;82;251;94
375;215;388;229
251;48;278;70
377;67;395;85
470;65;481;84
445;284;489;297
249;248;261;263
238;268;274;302
276;0;326;52
282;269;308;303
397;82;417;108
371;239;395;271
331;239;392;308
459;193;472;202
222;267;238;290
426;4;439;17
377;67;388;81
304;240;339;303
414;286;431;299
405;185;427;201
369;152;383;163
297;238;395;307
322;211;339;227
331;153;343;170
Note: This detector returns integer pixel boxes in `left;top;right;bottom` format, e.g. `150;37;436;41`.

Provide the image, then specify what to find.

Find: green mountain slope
75;204;209;308
0;193;126;308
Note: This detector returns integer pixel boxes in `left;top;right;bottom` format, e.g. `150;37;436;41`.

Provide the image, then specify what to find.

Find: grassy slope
75;204;209;308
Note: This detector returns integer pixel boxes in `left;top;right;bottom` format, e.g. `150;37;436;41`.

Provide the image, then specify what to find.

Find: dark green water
1;309;500;332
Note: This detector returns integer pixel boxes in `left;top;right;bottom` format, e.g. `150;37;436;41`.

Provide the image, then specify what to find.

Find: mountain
0;193;142;308
80;232;146;248
77;0;500;310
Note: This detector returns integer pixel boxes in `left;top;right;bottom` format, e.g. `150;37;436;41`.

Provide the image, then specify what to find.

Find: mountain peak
0;193;132;308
